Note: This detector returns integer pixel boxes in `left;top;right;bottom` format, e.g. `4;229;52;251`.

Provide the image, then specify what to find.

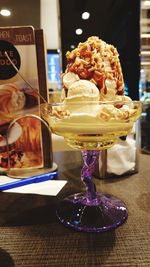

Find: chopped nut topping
65;36;124;96
52;107;70;119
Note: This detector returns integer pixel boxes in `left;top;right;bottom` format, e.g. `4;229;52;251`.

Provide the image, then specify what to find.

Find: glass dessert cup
41;100;142;232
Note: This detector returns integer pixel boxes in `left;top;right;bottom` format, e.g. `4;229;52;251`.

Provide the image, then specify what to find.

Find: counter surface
0;152;150;267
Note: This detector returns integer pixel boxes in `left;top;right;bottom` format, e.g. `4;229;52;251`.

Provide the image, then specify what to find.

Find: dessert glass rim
40;98;142;109
41;99;142;107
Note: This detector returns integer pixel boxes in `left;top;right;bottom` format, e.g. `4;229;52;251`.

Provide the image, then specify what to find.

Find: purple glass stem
81;150;100;201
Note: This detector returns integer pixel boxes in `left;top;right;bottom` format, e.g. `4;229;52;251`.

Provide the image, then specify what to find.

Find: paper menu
0;26;48;172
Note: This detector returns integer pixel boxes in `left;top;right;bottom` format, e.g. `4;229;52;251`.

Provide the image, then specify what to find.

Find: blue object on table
0;171;58;191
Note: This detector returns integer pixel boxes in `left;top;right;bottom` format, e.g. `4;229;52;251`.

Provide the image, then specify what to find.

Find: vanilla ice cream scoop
61;72;80;101
68;80;99;100
63;80;100;113
63;72;79;89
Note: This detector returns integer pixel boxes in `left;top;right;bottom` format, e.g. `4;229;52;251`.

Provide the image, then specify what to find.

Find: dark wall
59;0;140;100
0;0;40;29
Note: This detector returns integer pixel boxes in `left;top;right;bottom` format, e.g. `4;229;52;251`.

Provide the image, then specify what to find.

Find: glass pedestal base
56;192;128;232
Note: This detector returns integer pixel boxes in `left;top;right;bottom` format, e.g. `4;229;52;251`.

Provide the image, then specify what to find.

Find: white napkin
107;135;136;175
0;175;67;196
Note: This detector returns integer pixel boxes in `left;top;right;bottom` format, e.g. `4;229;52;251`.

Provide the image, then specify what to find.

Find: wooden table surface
0;151;150;267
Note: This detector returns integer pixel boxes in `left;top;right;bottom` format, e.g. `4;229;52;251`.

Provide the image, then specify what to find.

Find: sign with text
0;26;48;172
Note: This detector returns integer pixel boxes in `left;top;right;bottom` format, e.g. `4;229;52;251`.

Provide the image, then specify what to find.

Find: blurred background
0;0;150;152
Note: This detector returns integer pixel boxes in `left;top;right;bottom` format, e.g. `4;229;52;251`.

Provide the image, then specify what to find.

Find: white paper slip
0;176;19;185
4;180;67;196
0;175;67;196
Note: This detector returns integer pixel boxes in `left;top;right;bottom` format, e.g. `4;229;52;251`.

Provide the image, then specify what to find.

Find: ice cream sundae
41;36;141;150
40;36;142;233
